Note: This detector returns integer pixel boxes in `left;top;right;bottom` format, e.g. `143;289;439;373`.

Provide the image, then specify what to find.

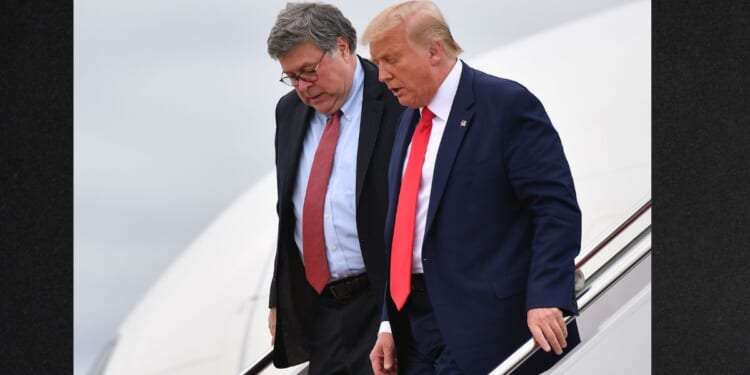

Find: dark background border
1;0;74;373
1;0;749;373
653;0;750;373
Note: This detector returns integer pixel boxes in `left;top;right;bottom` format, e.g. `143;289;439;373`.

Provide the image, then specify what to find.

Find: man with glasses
265;3;404;374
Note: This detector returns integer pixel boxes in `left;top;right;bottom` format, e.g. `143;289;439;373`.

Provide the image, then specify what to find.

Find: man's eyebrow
282;61;317;75
370;53;386;63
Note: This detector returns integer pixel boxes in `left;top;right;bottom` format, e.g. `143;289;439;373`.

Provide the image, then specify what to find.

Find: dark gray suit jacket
269;56;404;368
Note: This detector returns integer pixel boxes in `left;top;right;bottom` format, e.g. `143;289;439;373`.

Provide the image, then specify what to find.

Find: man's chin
307;97;330;113
396;97;418;109
310;105;332;115
310;101;340;116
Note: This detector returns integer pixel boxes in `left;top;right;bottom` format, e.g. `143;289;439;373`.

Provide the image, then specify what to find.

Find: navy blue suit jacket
384;61;582;374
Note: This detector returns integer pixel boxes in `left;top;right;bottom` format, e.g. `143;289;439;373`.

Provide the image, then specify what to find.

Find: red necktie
390;107;435;310
302;111;342;294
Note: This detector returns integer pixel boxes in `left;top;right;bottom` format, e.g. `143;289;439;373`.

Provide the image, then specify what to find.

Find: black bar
241;349;274;375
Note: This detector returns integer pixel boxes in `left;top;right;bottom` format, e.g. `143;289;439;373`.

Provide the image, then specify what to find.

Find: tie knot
328;110;343;124
420;107;435;126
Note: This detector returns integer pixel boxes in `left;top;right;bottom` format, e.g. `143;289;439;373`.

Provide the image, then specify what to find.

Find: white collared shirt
381;59;463;334
403;60;463;274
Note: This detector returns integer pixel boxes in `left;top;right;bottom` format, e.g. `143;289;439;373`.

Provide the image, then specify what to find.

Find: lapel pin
460;120;468;128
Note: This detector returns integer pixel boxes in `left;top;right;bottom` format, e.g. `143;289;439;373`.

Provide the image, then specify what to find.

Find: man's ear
428;40;444;65
337;36;351;56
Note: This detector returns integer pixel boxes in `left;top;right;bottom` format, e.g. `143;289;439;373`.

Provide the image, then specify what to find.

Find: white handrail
241;204;652;375
489;226;651;374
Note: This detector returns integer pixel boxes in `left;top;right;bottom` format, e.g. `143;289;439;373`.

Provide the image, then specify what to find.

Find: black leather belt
412;273;427;292
321;273;370;302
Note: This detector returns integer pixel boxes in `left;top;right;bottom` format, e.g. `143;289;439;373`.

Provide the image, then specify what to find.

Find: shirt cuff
378;321;392;334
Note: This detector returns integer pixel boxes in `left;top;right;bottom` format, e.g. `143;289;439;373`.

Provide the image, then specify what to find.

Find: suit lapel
356;58;384;206
425;62;475;234
391;109;421;198
385;108;420;244
280;103;313;205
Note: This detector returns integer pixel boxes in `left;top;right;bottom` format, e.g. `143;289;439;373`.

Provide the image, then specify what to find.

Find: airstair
242;200;652;375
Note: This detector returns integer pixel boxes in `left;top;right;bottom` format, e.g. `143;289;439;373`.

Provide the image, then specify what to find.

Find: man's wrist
378;321;392;334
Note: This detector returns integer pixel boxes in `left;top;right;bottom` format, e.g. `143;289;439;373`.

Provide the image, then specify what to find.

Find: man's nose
296;78;314;91
378;68;392;83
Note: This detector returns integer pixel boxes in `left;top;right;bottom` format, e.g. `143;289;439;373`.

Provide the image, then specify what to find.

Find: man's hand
527;307;567;355
370;332;397;374
268;307;277;345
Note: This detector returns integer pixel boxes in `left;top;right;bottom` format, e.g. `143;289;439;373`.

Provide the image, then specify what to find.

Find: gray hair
267;2;357;59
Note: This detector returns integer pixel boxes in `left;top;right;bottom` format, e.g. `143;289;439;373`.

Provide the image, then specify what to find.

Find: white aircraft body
89;1;650;373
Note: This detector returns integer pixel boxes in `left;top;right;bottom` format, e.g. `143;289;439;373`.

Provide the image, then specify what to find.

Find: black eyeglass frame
279;50;327;87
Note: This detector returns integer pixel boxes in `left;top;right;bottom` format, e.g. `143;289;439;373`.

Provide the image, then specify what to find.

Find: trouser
399;274;463;375
308;278;380;375
398;274;580;375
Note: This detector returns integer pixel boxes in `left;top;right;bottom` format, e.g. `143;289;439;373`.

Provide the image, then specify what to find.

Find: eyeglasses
279;50;326;87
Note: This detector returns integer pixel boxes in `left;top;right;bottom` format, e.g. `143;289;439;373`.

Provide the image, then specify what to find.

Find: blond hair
361;0;463;58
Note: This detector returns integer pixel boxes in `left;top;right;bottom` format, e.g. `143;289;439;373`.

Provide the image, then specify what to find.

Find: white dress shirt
403;60;463;274
381;60;463;333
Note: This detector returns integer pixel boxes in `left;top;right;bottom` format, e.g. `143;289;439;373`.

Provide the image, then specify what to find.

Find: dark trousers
399;284;579;375
399;288;462;375
308;287;380;375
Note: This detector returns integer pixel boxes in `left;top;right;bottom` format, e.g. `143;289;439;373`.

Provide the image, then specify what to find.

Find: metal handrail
489;209;652;374
576;199;651;269
241;202;653;375
240;348;273;375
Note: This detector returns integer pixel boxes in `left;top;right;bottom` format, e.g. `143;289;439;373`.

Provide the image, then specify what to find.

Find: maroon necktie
390;107;435;310
302;111;342;294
